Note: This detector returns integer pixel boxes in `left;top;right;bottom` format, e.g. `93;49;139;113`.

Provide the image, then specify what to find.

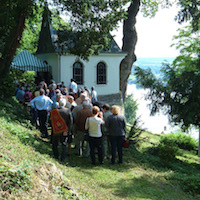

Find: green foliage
18;5;43;54
0;161;31;193
21;71;35;90
0;97;32;128
176;0;200;32
162;132;197;151
126;118;146;146
178;175;200;195
0;71;16;99
149;136;179;162
0;69;35;99
125;94;138;125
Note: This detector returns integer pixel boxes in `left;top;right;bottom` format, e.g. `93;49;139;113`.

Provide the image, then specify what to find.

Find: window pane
73;62;83;85
97;62;106;84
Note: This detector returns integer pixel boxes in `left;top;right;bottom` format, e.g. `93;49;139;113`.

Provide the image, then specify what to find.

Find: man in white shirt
69;78;77;94
30;89;53;138
91;86;98;104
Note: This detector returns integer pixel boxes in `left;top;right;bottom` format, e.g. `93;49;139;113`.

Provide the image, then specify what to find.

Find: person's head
39;88;45;95
93;101;101;108
102;104;110;111
69;88;73;93
56;93;62;102
59;98;67;107
82;100;89;108
55;89;61;95
50;79;55;84
68;95;74;103
111;105;120;115
91;86;94;91
80;93;86;101
62;88;68;95
84;86;88;90
46;89;50;96
92;106;100;115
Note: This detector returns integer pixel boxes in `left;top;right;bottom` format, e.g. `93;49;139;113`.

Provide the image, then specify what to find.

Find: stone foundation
98;92;123;106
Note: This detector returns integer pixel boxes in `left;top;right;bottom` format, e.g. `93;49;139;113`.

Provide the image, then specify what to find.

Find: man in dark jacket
51;98;73;162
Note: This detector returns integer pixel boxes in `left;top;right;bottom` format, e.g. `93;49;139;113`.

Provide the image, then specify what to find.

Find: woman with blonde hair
85;106;104;165
106;105;126;164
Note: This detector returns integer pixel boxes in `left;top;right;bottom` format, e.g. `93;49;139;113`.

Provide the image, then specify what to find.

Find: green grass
0;97;200;200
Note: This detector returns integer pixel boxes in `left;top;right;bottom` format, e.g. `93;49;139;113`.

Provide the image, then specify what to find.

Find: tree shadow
100;175;194;200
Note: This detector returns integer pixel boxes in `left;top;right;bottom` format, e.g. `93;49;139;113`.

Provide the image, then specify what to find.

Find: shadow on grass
100;175;192;200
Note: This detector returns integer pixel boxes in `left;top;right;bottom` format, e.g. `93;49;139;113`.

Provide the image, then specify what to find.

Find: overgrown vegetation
124;94;138;125
0;97;200;199
0;69;35;99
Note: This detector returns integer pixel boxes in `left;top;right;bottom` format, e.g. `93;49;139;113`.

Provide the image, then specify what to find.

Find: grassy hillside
0;97;200;200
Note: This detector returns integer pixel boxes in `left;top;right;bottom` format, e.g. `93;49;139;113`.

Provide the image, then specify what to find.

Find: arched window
97;62;106;84
73;62;83;85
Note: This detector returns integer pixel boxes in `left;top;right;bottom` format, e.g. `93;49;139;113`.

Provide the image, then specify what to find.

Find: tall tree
0;0;178;100
0;0;35;74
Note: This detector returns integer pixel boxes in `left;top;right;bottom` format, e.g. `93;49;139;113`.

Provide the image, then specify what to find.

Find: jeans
102;135;110;158
109;136;124;164
52;133;67;161
88;136;103;164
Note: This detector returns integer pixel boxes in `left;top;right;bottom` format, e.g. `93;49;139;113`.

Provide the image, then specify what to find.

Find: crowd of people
14;78;126;165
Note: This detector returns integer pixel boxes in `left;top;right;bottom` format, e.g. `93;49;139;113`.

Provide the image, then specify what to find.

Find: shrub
0;71;16;99
149;136;179;163
125;94;138;125
161;132;197;151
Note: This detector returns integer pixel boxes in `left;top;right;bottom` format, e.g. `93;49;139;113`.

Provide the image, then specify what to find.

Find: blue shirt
30;95;53;111
16;89;25;102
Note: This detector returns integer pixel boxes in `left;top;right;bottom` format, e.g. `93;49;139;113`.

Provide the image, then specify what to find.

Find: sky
112;5;183;58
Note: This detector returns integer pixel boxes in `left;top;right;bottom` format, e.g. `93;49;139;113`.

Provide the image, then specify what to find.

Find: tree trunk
120;0;140;102
0;1;32;77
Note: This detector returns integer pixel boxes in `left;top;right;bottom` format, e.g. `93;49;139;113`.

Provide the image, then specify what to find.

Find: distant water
127;57;199;140
128;57;175;84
